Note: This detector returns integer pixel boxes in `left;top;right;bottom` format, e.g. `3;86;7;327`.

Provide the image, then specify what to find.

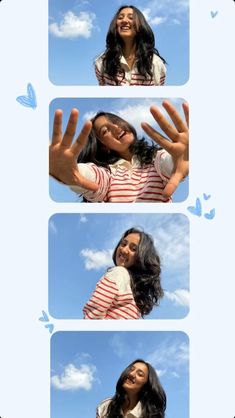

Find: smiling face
123;362;149;395
93;115;135;160
116;7;137;42
115;232;140;269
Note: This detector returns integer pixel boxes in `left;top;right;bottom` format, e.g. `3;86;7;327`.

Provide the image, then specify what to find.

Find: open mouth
118;130;126;140
126;375;135;384
120;25;131;30
118;252;128;263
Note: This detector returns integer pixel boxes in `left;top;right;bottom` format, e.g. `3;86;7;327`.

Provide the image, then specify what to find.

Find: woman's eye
101;127;108;136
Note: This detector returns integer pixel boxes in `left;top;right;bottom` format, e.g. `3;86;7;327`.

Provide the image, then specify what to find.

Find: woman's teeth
118;131;126;139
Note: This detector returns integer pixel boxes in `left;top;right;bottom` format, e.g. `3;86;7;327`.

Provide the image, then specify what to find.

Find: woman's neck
122;393;139;414
119;149;134;162
122;42;136;68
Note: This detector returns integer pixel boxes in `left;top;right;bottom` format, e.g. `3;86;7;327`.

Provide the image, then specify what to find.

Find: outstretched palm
141;100;189;198
49;109;99;192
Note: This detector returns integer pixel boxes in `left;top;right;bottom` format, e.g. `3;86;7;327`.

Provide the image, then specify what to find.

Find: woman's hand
141;100;189;198
49;109;99;191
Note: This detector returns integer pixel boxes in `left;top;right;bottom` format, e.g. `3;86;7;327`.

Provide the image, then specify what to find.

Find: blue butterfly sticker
16;83;37;109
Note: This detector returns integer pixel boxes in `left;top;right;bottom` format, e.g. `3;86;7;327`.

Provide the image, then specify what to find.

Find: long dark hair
113;228;163;317
106;359;166;418
100;5;166;85
77;112;159;169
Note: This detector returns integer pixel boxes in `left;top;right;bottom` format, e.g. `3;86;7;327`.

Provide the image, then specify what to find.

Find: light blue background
1;1;235;418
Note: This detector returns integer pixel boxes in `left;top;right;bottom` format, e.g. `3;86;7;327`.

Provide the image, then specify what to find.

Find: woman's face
123;362;149;395
116;7;137;42
115;233;140;269
93;115;135;158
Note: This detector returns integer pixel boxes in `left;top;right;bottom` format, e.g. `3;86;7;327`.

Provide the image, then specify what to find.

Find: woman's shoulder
152;53;166;68
95;52;105;66
97;398;112;415
106;266;130;282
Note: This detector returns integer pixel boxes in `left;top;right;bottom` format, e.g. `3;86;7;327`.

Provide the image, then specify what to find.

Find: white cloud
142;8;167;26
51;363;96;391
141;0;189;26
153;217;189;269
165;289;189;307
80;214;87;223
110;334;128;358
49;11;96;39
171;371;180;378
80;248;113;270
156;368;166;377
147;340;189;376
83;99;185;139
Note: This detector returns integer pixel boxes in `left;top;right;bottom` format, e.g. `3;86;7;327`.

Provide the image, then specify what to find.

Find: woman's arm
83;275;118;319
141;101;189;198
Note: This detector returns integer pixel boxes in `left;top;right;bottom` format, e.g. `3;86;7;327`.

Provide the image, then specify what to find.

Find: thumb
162;172;183;198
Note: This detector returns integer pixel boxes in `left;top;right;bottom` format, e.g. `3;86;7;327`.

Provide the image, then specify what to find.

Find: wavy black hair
100;5;166;85
77;112;160;169
112;228;163;317
105;359;166;418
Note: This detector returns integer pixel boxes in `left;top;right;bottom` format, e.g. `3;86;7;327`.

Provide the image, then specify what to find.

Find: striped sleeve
83;276;118;319
70;163;111;202
160;61;166;86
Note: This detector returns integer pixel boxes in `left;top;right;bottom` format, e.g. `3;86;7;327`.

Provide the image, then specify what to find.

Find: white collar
110;156;140;171
123;401;142;418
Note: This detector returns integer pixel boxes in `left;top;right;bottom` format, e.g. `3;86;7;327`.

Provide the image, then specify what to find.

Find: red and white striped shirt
95;53;166;86
83;266;141;320
71;150;173;202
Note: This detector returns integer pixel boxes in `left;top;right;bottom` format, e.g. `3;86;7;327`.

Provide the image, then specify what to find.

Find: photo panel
49;213;189;319
51;331;189;418
49;97;189;203
49;0;189;85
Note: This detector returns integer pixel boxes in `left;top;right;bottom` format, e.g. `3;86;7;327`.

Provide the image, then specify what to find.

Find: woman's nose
111;124;122;137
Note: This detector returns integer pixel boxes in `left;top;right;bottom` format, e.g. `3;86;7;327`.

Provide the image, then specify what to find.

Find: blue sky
49;213;189;319
51;331;189;418
49;97;189;202
49;0;189;85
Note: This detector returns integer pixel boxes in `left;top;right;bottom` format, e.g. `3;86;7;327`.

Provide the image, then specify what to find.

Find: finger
162;100;188;133
72;120;92;158
182;102;189;127
149;105;179;142
51;109;63;145
141;122;174;153
62;108;79;147
162;171;184;198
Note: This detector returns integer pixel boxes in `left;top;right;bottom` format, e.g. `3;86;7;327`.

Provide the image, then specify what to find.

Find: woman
95;5;166;86
83;228;163;319
96;359;166;417
49;101;189;203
